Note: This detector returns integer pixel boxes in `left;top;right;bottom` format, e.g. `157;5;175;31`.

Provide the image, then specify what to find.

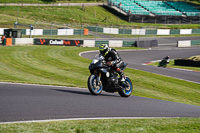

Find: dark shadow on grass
52;89;120;97
101;5;128;22
41;0;54;4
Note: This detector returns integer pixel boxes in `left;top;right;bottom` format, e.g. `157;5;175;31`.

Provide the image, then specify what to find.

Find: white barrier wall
103;28;119;34
180;29;192;35
131;29;146;35
109;40;123;47
26;29;43;35
0;28;8;35
177;40;191;47
83;40;95;47
57;29;74;35
157;29;170;35
15;38;34;45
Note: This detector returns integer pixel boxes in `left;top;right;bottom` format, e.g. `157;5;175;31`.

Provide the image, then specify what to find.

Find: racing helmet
99;44;109;56
166;56;170;59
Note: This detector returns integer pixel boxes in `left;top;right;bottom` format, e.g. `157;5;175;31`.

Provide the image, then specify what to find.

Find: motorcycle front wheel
118;77;133;97
87;74;103;95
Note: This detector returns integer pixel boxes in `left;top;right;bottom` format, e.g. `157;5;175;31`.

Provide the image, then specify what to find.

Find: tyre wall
174;59;200;67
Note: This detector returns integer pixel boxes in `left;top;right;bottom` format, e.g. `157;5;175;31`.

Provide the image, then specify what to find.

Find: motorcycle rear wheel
87;74;103;95
118;77;133;97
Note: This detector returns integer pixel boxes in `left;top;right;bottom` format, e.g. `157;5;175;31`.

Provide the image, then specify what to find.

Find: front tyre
87;74;103;95
118;77;133;97
158;62;161;67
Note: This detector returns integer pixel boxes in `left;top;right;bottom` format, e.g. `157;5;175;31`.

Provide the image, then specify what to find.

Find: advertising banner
34;39;83;46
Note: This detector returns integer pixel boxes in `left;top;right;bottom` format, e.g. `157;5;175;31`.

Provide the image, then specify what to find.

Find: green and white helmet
99;44;109;56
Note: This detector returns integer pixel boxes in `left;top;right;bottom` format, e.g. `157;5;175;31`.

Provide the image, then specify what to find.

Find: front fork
97;71;101;86
93;70;101;86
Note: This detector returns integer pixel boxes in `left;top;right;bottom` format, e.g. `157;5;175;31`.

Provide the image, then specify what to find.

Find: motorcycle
158;59;169;68
87;54;133;97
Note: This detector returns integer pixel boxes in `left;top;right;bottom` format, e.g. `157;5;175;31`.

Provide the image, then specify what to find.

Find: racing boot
119;74;129;88
120;74;125;82
116;68;126;82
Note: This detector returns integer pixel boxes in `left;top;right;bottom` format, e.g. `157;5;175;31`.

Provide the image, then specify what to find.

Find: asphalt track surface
1;47;200;123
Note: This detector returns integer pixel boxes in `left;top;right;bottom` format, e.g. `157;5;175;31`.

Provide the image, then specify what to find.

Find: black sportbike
158;59;169;68
87;54;133;97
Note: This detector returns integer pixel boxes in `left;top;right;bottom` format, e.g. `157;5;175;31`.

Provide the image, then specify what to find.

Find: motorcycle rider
163;56;170;64
158;55;170;67
99;44;125;82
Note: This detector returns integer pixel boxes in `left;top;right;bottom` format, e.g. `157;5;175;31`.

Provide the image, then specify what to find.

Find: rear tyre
118;77;133;97
87;74;103;95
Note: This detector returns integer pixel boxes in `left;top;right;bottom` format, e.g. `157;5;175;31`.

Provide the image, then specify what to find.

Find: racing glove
107;61;115;66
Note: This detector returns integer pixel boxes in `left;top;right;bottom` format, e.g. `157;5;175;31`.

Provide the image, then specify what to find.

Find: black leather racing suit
104;48;125;78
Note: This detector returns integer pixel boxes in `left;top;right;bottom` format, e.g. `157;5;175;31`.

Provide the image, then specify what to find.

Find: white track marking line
142;60;161;65
0;82;86;90
0;117;180;124
79;49;151;57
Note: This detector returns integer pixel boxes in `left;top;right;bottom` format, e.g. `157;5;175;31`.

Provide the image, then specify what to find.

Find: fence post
142;16;144;23
30;24;32;38
66;24;68;39
33;21;37;38
51;22;53;38
81;24;82;40
95;24;97;41
199;16;200;24
122;26;124;41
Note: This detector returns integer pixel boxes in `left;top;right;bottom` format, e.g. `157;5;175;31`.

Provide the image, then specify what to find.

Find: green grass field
0;6;200;29
1;118;200;133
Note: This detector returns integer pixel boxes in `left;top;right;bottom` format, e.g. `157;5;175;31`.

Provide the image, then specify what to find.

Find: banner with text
34;39;83;46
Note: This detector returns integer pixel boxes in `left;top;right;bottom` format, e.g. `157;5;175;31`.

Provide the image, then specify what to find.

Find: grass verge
0;118;200;133
0;46;199;106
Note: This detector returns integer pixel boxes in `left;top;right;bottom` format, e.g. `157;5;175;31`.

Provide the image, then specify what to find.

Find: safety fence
87;26;200;35
2;38;200;48
1;27;200;38
0;28;89;36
